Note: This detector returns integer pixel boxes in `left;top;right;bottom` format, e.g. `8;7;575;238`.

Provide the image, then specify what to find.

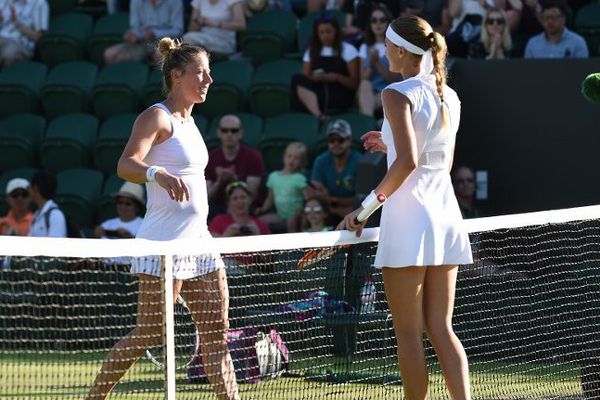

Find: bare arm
246;176;262;203
118;108;189;202
221;2;246;31
448;0;463;19
256;188;274;215
373;89;417;196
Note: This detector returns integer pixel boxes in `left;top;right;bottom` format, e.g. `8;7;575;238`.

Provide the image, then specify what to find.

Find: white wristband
146;165;164;182
357;191;387;222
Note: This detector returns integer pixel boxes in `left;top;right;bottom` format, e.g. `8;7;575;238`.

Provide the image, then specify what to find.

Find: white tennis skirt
130;254;224;280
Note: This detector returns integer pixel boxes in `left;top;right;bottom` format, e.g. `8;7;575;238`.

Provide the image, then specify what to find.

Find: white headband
385;26;425;55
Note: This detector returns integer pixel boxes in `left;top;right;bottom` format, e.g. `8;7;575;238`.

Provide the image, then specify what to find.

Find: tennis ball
581;73;600;104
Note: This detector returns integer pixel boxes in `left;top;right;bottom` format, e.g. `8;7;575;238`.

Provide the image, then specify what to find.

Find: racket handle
354;191;386;224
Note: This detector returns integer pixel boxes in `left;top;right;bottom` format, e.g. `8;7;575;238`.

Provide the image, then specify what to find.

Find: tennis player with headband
338;16;474;400
86;38;239;400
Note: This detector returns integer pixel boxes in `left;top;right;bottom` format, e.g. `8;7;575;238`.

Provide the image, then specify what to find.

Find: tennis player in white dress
87;38;239;400
338;16;473;400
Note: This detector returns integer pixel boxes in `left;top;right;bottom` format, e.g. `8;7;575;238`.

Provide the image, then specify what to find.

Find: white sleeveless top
374;75;473;268
132;103;223;278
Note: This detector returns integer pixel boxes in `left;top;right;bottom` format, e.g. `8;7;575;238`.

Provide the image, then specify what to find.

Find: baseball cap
112;182;145;206
5;178;29;195
326;119;352;139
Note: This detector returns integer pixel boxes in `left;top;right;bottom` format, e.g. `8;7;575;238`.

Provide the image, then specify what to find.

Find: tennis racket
145;295;200;370
297;245;351;269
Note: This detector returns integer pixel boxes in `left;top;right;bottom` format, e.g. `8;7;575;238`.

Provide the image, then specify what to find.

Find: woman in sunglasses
469;8;513;59
87;38;240;400
338;16;473;399
357;4;402;118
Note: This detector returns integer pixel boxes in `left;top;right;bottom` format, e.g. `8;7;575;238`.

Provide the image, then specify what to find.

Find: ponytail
428;31;449;131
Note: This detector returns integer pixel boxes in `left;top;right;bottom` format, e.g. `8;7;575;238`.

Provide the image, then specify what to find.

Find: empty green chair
574;3;600;57
192;113;208;135
0;168;37;215
48;0;79;16
36;13;94;67
239;10;298;65
207;112;263;149
41;113;98;171
0;114;46;171
40;61;98;117
195;60;253;119
56;168;103;228
94;113;137;175
0;62;47;117
248;59;302;118
297;10;345;52
92;62;149;119
97;174;126;222
260;113;318;171
87;12;130;65
142;68;164;108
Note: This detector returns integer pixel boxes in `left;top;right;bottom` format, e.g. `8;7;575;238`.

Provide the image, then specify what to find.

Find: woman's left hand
336;208;367;237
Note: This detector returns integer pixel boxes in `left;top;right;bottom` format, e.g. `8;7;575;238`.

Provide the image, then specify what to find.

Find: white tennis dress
374;75;473;268
131;103;224;279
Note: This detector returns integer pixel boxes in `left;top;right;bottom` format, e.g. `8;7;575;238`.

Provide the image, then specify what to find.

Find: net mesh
1;207;600;399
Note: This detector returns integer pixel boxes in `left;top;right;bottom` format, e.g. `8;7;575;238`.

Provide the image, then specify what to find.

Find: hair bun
158;37;180;61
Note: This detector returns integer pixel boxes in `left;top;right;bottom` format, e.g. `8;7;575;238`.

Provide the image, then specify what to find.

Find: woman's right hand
155;169;190;202
361;131;387;153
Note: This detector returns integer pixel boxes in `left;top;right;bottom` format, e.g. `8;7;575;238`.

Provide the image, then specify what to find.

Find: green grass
0;352;584;399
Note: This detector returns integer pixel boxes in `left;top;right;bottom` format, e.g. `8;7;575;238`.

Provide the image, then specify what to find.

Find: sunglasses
329;137;347;144
486;17;505;25
219;127;241;134
9;190;28;199
455;178;474;184
371;17;389;24
304;205;323;213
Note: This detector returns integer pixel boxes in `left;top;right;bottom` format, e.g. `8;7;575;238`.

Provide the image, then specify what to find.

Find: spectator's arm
435;7;452;35
152;0;184;38
48;210;67;238
188;6;200;31
16;0;48;42
246;176;262;202
523;40;533;58
574;37;589;58
221;1;246;32
256;188;274;215
448;0;462;19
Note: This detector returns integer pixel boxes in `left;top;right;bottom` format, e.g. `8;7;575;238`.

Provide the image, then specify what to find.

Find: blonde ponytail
428;31;449;131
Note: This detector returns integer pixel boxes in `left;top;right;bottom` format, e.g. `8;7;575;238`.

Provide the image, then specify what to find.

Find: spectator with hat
94;182;145;239
305;119;362;221
0;178;34;236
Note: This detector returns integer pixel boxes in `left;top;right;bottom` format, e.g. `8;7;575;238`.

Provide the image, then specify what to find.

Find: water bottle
360;274;376;314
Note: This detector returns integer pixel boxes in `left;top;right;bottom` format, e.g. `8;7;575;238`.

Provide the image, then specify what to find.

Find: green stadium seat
142;68;164;108
574;3;600;57
297;10;345;52
259;113;319;171
56;168;103;228
207;112;263;149
97;173;126;222
248;59;302;118
41;113;98;171
239;10;298;65
94;113;137;175
40;61;98;117
92;62;149;119
0;62;47;117
48;0;79;16
0;168;37;216
192;113;208;135
0;114;46;171
36;13;94;67
195;60;253;119
87;12;130;65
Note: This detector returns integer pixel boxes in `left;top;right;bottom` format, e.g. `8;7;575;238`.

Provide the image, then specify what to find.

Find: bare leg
423;265;471;400
357;80;375;117
181;268;239;400
382;266;428;400
86;275;181;400
296;86;323;118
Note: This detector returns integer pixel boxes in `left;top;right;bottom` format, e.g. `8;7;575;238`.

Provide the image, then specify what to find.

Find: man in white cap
94;182;145;239
0;178;34;236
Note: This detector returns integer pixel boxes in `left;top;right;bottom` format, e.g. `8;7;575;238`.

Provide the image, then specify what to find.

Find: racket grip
355;191;386;224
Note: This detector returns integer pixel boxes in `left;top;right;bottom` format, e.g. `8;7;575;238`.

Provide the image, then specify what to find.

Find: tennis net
1;205;600;399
